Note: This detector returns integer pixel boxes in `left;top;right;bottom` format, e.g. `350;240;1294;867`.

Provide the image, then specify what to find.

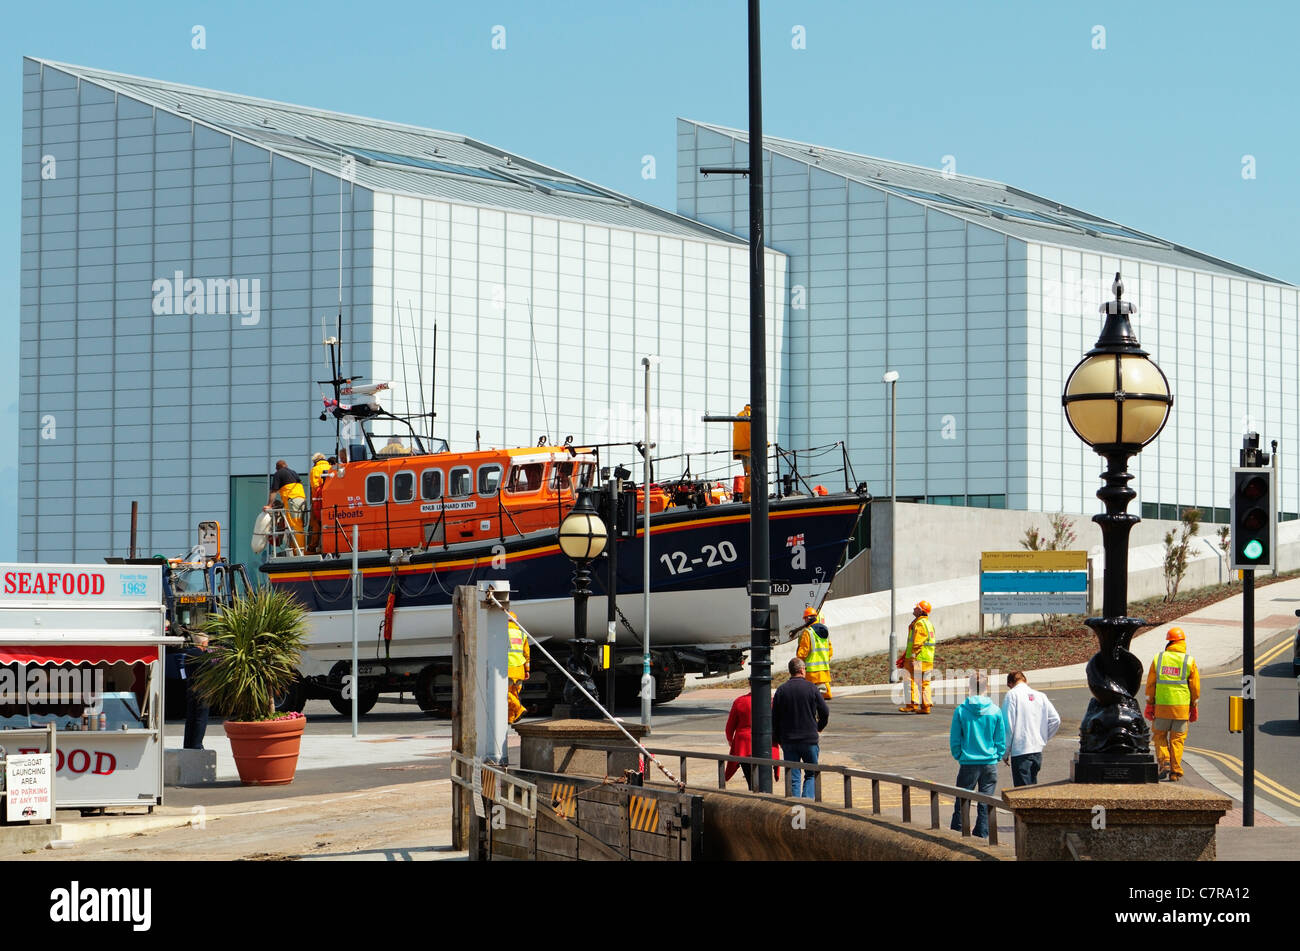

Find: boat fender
250;511;272;553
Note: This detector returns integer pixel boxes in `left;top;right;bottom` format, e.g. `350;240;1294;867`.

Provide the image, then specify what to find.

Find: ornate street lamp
557;487;609;718
1062;273;1173;782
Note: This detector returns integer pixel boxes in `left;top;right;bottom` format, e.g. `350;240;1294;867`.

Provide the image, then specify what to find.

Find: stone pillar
1002;784;1231;861
513;719;649;779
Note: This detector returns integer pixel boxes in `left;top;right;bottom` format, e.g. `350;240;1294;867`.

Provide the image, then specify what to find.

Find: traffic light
1230;467;1274;570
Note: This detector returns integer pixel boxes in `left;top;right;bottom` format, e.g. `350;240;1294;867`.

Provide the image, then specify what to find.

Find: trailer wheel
415;665;452;718
326;660;378;717
273;672;308;714
329;691;378;717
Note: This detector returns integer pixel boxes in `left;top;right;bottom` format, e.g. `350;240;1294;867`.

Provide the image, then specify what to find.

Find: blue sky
5;1;1297;560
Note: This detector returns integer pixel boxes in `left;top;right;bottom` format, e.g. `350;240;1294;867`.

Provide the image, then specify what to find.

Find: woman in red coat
725;690;780;790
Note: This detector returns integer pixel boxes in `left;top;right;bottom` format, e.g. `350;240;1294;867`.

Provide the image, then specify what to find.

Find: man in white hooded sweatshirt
1000;671;1061;786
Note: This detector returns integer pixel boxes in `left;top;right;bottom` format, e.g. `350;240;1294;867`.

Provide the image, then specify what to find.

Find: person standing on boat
796;606;834;699
266;460;308;554
506;618;530;723
308;452;331;554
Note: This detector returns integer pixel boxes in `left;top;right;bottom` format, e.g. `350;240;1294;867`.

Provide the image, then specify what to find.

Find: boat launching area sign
979;550;1090;626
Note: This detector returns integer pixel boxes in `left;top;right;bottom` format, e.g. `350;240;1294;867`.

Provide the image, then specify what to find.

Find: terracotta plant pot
224;715;306;786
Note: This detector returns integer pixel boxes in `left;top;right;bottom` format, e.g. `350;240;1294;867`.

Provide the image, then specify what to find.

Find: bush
1021;512;1078;551
192;586;309;723
1163;508;1201;601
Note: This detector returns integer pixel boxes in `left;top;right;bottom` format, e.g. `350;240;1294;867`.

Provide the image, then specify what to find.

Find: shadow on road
1260;719;1300;737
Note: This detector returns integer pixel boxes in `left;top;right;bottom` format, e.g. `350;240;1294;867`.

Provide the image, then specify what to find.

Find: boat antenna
429;320;438;443
407;299;428;436
526;296;554;445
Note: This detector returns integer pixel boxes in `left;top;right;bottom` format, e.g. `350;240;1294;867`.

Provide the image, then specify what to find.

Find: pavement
666;573;1300;858
10;575;1297;861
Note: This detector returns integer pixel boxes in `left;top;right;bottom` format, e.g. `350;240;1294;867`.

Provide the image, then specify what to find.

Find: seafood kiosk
0;564;179;810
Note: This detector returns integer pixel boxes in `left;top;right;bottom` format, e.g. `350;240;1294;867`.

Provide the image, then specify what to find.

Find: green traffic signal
1243;539;1264;561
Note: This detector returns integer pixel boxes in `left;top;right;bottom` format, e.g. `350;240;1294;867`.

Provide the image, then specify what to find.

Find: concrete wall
866;499;1185;593
811;517;1300;669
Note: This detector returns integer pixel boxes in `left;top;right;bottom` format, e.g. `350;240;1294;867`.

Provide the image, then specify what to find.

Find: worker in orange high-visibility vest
896;600;936;713
1144;627;1200;781
796;606;833;698
506;619;530;724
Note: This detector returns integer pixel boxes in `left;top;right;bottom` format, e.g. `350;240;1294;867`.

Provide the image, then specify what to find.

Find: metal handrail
570;742;1007;845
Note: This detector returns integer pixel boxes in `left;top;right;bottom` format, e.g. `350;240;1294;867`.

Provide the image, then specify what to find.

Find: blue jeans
1010;752;1041;787
949;762;997;837
782;742;820;799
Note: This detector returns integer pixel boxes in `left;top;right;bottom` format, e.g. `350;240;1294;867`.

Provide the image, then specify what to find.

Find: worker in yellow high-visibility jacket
308;453;332;553
897;600;936;713
265;460;307;553
507;619;530;724
1144;627;1200;782
796;606;834;698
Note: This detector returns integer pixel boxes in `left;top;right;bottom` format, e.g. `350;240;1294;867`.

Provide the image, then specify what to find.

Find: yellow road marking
1213;634;1293;678
1185;746;1300;809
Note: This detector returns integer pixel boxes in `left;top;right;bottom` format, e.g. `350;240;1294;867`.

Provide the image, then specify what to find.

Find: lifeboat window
578;463;595;488
365;473;387;504
506;463;545;494
393;471;415;503
478;464;503;496
448;466;472;498
549;460;574;492
421;469;443;500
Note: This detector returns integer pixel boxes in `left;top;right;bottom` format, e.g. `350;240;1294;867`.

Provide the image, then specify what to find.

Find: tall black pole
1243;568;1255;826
606;476;619;712
746;0;773;794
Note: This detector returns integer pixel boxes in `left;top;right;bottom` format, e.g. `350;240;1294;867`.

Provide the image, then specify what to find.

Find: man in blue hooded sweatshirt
948;670;1006;838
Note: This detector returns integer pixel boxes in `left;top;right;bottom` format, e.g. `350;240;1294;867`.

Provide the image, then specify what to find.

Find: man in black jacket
772;657;830;799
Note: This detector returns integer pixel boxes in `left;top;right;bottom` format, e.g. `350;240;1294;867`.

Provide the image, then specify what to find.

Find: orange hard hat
803;606;819;620
1166;626;1186;643
915;600;932;615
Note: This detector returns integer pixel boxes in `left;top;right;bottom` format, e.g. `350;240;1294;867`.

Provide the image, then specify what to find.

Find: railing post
813;767;822;803
783;765;792;798
989;806;999;846
718;760;727;789
679;756;687;785
843;775;853;809
961;797;971;836
929;790;940;830
871;779;881;815
901;784;911;824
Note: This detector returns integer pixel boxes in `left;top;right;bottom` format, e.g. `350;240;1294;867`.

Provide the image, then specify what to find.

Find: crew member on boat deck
265;460;308;553
378;437;410;456
308;453;332;554
506;618;530;723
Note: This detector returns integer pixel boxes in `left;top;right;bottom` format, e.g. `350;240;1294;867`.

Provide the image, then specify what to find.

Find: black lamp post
557;487;608;719
1062;273;1174;783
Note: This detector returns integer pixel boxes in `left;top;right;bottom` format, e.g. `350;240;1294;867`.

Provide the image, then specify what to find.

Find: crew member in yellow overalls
796;606;834;698
308;453;332;554
266;460;307;553
507;618;530;724
1144;627;1200;782
897;600;936;713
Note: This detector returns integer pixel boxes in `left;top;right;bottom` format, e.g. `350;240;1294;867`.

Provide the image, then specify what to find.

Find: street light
558;487;609;719
882;370;900;682
1062;272;1173;783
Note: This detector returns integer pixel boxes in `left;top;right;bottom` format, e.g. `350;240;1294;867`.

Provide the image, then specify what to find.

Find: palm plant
192;586;309;722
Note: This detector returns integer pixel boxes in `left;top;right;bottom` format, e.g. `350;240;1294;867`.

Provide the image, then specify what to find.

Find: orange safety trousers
507;680;526;724
1152;723;1188;778
902;660;933;711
